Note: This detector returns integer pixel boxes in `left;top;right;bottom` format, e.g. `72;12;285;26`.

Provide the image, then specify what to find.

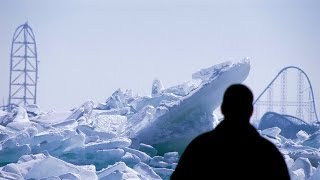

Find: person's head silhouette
221;84;253;122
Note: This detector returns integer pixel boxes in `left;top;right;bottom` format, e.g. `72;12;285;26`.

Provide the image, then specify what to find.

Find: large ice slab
131;60;250;154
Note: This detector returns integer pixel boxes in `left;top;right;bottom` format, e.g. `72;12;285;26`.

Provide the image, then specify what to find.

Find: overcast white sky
1;0;320;112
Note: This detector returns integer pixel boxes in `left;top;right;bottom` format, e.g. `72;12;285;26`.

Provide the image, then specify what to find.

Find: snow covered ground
1;59;320;180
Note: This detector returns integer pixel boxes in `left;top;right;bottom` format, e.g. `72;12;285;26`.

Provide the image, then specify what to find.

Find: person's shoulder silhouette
171;84;290;180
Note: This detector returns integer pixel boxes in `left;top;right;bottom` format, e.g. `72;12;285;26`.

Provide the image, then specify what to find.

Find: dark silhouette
171;84;290;180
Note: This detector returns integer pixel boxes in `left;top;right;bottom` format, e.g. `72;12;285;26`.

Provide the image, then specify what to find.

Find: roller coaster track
253;66;318;126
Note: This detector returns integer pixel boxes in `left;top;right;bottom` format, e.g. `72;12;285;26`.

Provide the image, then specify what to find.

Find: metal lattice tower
297;71;304;119
9;22;38;107
267;86;273;112
280;71;287;114
253;66;318;126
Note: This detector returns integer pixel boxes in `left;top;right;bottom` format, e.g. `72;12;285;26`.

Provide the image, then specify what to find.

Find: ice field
1;60;320;180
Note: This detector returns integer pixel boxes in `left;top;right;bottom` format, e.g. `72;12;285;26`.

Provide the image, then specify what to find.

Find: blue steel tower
8;22;38;107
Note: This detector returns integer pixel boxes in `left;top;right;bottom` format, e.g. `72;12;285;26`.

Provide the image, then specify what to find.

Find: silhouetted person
171;84;290;180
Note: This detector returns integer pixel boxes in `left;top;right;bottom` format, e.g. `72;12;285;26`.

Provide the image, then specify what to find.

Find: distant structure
253;66;318;126
8;22;39;108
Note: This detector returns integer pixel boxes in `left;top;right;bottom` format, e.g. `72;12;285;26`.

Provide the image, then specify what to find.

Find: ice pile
0;60;250;179
2;59;320;179
128;60;250;154
93;60;251;154
258;112;320;180
0;103;181;179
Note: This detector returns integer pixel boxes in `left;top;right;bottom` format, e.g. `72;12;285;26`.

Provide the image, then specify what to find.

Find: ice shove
130;60;251;154
2;59;320;179
0;60;251;179
258;122;320;180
